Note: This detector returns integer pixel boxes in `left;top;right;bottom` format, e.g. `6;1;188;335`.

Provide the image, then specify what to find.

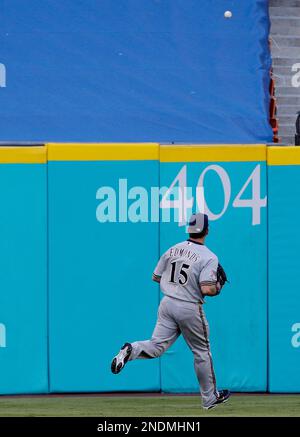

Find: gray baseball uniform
129;239;219;408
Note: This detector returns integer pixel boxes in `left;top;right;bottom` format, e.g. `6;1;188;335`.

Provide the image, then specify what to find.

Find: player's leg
111;296;180;374
111;342;133;374
177;302;230;409
129;309;180;360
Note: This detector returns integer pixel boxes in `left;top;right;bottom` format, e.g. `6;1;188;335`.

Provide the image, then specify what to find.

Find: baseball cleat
111;342;132;374
204;389;231;410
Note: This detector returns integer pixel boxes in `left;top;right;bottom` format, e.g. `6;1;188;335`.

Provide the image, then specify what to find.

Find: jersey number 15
169;261;190;285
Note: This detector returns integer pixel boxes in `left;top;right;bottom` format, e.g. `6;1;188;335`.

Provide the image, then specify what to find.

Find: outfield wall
267;147;300;392
0;147;48;394
0;143;299;394
48;144;160;392
159;145;267;392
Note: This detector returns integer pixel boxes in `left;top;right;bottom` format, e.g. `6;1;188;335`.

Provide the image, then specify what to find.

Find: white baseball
224;10;232;18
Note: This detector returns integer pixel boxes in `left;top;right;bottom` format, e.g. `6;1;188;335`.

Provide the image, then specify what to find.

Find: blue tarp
0;0;272;143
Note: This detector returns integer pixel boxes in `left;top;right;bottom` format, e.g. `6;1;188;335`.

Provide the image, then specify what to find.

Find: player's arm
152;251;168;283
201;284;220;296
152;273;161;283
200;257;219;297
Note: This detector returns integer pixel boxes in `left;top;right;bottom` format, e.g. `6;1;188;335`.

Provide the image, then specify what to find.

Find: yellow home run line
48;143;267;162
47;143;160;161
160;144;266;162
0;147;46;164
0;143;300;165
267;147;300;166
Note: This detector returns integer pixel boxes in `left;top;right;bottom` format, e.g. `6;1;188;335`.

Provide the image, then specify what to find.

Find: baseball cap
187;212;209;234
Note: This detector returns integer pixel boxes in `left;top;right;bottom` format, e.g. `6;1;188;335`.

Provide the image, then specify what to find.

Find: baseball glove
216;263;228;294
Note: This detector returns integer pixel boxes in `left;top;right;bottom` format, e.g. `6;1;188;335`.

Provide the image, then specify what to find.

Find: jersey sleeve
153;252;168;280
199;256;218;286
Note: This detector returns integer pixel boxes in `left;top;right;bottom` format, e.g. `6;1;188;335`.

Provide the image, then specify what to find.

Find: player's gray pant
129;295;218;408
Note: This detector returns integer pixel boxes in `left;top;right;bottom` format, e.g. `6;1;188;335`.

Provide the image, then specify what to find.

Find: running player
111;212;230;410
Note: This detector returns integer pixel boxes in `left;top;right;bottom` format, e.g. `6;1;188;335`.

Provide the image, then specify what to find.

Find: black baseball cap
187;212;209;234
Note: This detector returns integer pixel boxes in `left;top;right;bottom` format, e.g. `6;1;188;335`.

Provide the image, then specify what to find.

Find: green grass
0;394;299;417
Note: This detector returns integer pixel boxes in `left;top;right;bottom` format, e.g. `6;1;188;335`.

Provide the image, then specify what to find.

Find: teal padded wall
48;145;160;392
1;143;300;394
0;152;48;394
159;148;267;392
268;155;300;392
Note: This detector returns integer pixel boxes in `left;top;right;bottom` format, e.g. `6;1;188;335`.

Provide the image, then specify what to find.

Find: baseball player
111;212;230;410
